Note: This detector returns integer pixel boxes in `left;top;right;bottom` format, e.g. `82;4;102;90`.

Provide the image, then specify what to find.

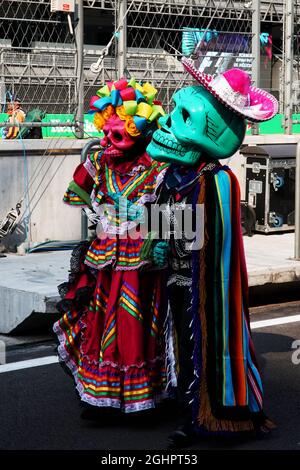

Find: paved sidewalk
0;233;300;333
244;232;300;287
0;250;67;333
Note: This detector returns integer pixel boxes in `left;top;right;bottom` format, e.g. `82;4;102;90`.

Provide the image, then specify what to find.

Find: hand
152;241;169;267
108;193;144;222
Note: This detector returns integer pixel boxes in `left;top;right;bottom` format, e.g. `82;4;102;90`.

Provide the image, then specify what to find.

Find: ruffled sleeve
63;151;101;207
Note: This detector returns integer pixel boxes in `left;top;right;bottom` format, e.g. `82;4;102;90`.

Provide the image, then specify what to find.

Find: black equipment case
240;144;296;233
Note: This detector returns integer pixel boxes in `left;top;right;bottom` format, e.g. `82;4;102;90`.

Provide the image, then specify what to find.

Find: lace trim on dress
53;319;165;413
126;164;147;176
83;157;97;179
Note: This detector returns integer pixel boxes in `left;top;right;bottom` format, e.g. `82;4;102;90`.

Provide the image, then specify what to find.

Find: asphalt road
1;306;300;451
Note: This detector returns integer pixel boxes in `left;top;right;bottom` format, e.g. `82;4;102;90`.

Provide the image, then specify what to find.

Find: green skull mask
147;86;246;165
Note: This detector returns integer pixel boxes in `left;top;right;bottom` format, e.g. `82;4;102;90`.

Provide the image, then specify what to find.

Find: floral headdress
89;77;165;137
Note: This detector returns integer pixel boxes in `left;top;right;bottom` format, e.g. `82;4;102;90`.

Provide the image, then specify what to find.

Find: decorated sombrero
182;57;278;123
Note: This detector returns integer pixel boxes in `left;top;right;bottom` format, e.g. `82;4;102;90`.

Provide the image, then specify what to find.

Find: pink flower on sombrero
182;57;278;123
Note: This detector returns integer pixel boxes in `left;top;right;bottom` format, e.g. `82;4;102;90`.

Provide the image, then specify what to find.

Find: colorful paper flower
90;77;165;137
125;116;141;137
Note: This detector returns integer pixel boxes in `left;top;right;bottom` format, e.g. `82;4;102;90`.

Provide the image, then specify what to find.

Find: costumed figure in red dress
53;78;168;416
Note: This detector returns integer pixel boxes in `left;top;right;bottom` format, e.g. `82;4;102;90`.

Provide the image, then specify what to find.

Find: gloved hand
108;193;145;222
152;241;169;267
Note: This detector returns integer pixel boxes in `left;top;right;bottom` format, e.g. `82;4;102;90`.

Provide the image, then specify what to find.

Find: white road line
1;314;300;374
251;314;300;330
0;356;58;374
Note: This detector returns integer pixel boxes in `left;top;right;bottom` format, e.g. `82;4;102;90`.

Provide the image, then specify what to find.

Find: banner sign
0;113;101;138
41;114;100;138
182;29;272;76
1;113;300;137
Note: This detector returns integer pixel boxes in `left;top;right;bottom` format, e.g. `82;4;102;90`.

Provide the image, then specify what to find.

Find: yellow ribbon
148;104;165;122
135;83;144;93
142;82;157;104
136;102;153;120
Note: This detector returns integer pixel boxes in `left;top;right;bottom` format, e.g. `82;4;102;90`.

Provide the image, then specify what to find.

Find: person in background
2;95;26;139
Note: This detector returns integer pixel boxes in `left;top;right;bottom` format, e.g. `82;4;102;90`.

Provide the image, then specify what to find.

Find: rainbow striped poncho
163;162;272;433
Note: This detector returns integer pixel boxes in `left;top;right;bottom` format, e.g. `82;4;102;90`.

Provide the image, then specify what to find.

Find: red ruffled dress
53;150;168;413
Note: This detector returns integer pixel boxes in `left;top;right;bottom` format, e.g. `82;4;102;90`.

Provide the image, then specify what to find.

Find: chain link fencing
125;0;255;112
0;0;118;115
0;1;286;119
0;0;75;113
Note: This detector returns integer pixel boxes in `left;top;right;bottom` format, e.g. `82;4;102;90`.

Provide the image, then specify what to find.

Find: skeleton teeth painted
152;131;187;155
148;85;246;164
149;127;199;163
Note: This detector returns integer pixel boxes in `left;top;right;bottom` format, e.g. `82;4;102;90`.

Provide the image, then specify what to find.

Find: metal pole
73;1;87;239
295;141;300;259
117;0;127;78
74;0;84;139
284;0;294;135
251;0;261;135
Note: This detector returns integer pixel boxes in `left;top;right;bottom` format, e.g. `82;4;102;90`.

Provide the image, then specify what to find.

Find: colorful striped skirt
54;246;167;413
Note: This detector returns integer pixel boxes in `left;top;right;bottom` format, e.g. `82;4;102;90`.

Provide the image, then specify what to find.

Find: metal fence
0;0;116;114
124;0;255;111
0;0;297;132
0;0;76;113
